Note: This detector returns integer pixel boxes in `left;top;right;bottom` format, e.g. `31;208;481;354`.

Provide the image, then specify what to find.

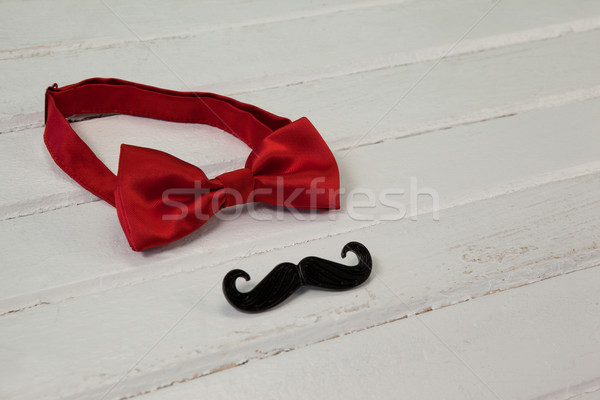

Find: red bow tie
44;78;340;251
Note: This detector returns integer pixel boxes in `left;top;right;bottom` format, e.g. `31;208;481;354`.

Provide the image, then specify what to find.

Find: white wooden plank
3;2;598;400
6;0;600;63
0;0;396;57
2;30;600;221
144;318;500;400
0;95;599;315
562;390;600;400
1;171;598;400
132;266;600;400
2;0;600;131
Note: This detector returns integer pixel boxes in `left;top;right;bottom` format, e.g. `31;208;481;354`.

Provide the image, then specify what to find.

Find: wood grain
134;266;600;400
1;171;598;400
2;0;599;132
2;30;599;221
0;0;401;58
1;96;599;318
2;1;599;399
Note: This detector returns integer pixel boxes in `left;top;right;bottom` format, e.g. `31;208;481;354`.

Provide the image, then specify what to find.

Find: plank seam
3;85;599;223
533;376;600;400
2;16;599;135
0;0;412;61
90;261;600;400
2;167;599;317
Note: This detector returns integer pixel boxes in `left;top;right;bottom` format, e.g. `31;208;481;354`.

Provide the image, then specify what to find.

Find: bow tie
44;78;340;251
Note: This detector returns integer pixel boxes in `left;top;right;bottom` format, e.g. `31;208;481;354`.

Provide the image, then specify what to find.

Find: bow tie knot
215;168;255;208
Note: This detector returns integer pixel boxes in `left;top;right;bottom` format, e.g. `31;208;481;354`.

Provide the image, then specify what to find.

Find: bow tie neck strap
44;78;290;204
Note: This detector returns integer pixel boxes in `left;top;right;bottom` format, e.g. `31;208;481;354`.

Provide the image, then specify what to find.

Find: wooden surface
1;1;599;399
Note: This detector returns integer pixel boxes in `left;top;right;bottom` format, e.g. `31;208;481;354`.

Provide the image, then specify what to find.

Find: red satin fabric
44;78;340;251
